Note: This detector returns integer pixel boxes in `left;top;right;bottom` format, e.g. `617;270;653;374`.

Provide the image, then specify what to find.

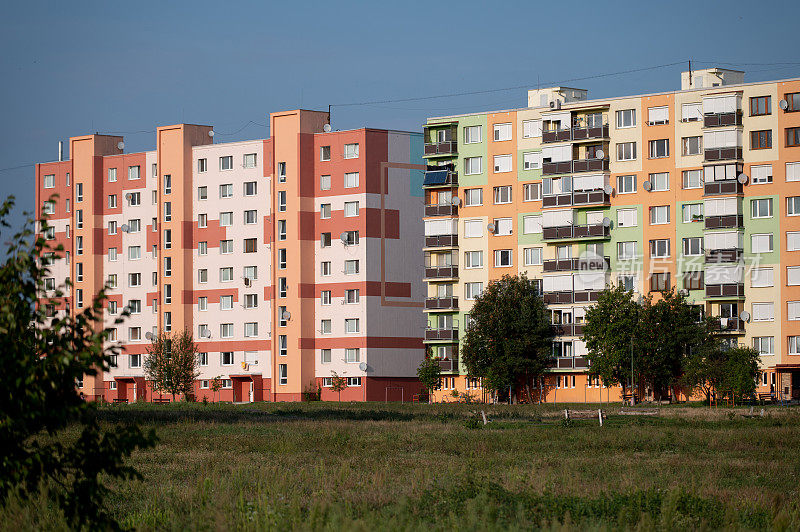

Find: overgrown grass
4;402;800;530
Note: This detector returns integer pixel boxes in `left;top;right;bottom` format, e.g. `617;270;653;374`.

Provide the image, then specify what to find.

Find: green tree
330;371;347;402
461;274;553;402
0;197;156;529
144;328;200;402
416;354;442;404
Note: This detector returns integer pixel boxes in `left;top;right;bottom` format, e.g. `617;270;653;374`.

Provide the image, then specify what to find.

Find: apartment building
422;68;800;403
35;109;426;402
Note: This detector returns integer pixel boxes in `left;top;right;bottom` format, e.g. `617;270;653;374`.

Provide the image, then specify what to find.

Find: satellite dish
737;173;748;184
740;311;750;323
323;123;332;133
486;223;496;233
642;180;652;192
779;99;789;111
120;224;130;232
451;197;462;206
602;217;612;228
603;184;613;196
282;310;291;320
595;149;605;159
340;232;349;243
117;141;125;150
358;362;368;371
144;332;154;340
208;130;215;137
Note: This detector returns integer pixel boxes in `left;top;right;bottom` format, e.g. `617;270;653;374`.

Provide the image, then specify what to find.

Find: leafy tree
144;328;200;402
683;341;760;403
461;274;553;402
330;371;347;402
0;197;156;529
416;354;442;404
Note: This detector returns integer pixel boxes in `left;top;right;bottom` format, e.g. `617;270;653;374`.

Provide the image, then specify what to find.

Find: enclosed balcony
705;283;745;298
543;256;609;272
425;297;459;311
704;214;743;229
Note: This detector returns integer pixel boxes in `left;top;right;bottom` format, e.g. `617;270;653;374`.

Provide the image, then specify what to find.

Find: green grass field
4;402;800;530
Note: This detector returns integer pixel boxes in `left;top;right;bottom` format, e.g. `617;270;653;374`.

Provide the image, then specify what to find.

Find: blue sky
0;0;796;248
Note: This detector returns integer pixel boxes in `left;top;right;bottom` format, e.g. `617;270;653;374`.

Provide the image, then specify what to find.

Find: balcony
551;323;586;337
543;289;602;305
437;357;459;372
542;190;610;208
423;140;457;157
424;234;458;248
422;169;458;188
704;147;743;162
703;112;743;128
425;297;459;311
705;248;742;263
543;256;609;273
705;283;745;298
542;124;609;144
424;266;458;280
424;204;458;217
704;214;743;230
715;316;745;333
425;327;459;341
704;180;743;196
542;223;609;241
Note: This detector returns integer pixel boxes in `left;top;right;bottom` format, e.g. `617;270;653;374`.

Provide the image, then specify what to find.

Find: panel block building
35;109;426;402
422;68;800;402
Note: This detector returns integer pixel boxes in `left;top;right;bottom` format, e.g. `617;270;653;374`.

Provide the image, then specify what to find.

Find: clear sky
0;0;797;248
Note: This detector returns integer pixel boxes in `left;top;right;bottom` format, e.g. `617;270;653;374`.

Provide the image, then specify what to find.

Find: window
320;261;331;276
465;282;483;300
197;158;207;172
614;141;635;161
650;172;669;191
650;205;670;225
523;152;542;170
751;233;774;253
751;268;774;288
753;337;774;356
682;169;703;189
647;106;668;125
523;183;541;201
219;239;233;254
751;198;773;218
751;165;772;184
682;237;703;256
220;156;233;170
751;130;772;150
345;289;359;304
343;143;359;159
464;125;483;143
320;349;331;364
244;238;257;253
494;217;513;235
344;201;359;217
650;239;670;258
320;146;331;161
617;174;636;194
494;249;512;267
616;109;636;128
464;250;483;268
43;174;55;188
682;203;703;223
345;319;360;333
682;136;702;156
787;92;800;112
344;260;359;275
320;231;330;247
493;155;512;173
464;157;482;175
524;247;542;266
522;120;541;138
243;153;257;168
750;96;771;116
493;186;512;204
788;127;800;147
220;267;234;282
198;214;208;228
278;191;287;212
650;272;671;292
493;123;512;141
616;208;637;228
220;212;233;226
344;172;359;188
683;271;704;291
320;204;331;219
648;139;669;158
320;319;331;334
464;188;482;206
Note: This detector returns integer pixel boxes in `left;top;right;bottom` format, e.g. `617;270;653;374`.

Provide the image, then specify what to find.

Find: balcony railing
424;234;458;248
542;190;610;208
543;256;609;273
542;124;609;143
705;248;742;263
423;140;457;157
424;266;458;279
542;223;610;241
424;204;458;217
704;180;743;196
705;283;745;298
425;327;459;341
715;316;745;333
704;147;743;162
550;323;586;337
425;297;459;311
704;214;743;229
543;289;602;305
703;112;743;128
